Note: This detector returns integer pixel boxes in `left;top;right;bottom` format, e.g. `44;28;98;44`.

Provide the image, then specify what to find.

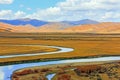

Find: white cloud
0;10;26;19
1;0;120;21
0;10;12;19
14;11;26;19
26;0;120;21
102;11;120;20
0;0;13;4
57;0;120;11
0;10;12;16
26;7;63;21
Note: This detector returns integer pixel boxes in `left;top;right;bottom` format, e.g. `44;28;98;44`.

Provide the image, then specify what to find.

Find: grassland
0;33;120;63
0;45;58;56
12;61;120;80
53;62;120;80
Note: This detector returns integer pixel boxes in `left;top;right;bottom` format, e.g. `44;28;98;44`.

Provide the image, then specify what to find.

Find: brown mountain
0;22;39;33
38;22;73;32
65;22;120;33
0;28;11;32
0;22;120;33
0;22;72;33
0;23;13;32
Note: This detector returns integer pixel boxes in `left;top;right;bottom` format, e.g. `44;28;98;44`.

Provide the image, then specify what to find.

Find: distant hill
0;19;99;27
0;18;48;27
0;28;11;32
0;23;12;32
65;22;120;33
0;22;39;33
63;19;99;25
38;22;73;32
0;19;120;33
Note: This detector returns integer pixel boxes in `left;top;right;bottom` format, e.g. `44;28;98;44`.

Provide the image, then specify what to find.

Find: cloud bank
0;0;13;4
0;0;120;21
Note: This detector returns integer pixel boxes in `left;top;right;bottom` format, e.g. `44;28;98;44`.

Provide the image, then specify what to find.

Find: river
0;45;120;80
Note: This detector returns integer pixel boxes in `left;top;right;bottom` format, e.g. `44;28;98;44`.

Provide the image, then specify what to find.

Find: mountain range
0;19;99;26
63;19;99;25
0;19;120;33
0;18;48;27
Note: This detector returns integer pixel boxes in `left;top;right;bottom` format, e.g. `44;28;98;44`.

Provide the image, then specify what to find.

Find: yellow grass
0;45;58;56
0;33;119;62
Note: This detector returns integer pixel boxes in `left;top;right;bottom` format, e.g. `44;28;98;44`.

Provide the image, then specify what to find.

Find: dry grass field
53;62;120;80
0;45;58;56
0;33;120;63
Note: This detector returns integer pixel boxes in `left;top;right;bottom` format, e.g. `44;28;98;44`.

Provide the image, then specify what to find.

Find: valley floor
0;33;120;80
0;33;120;63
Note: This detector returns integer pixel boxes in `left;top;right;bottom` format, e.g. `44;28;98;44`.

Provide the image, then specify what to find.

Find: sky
0;0;120;22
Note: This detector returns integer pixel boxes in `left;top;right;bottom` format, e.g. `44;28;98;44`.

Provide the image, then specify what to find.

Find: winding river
0;45;120;80
0;45;74;58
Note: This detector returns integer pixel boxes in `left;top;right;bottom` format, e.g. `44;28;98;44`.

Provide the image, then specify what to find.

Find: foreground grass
0;33;120;63
12;61;120;80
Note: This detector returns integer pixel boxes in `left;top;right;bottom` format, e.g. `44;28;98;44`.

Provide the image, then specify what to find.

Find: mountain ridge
0;19;119;33
62;19;99;25
0;19;99;27
0;19;48;27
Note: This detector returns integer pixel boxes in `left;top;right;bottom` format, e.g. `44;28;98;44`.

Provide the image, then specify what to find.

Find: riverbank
12;60;120;80
0;45;58;56
0;55;119;66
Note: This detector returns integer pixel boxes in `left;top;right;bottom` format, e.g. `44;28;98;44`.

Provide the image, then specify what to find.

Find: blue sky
0;0;65;13
0;0;120;22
